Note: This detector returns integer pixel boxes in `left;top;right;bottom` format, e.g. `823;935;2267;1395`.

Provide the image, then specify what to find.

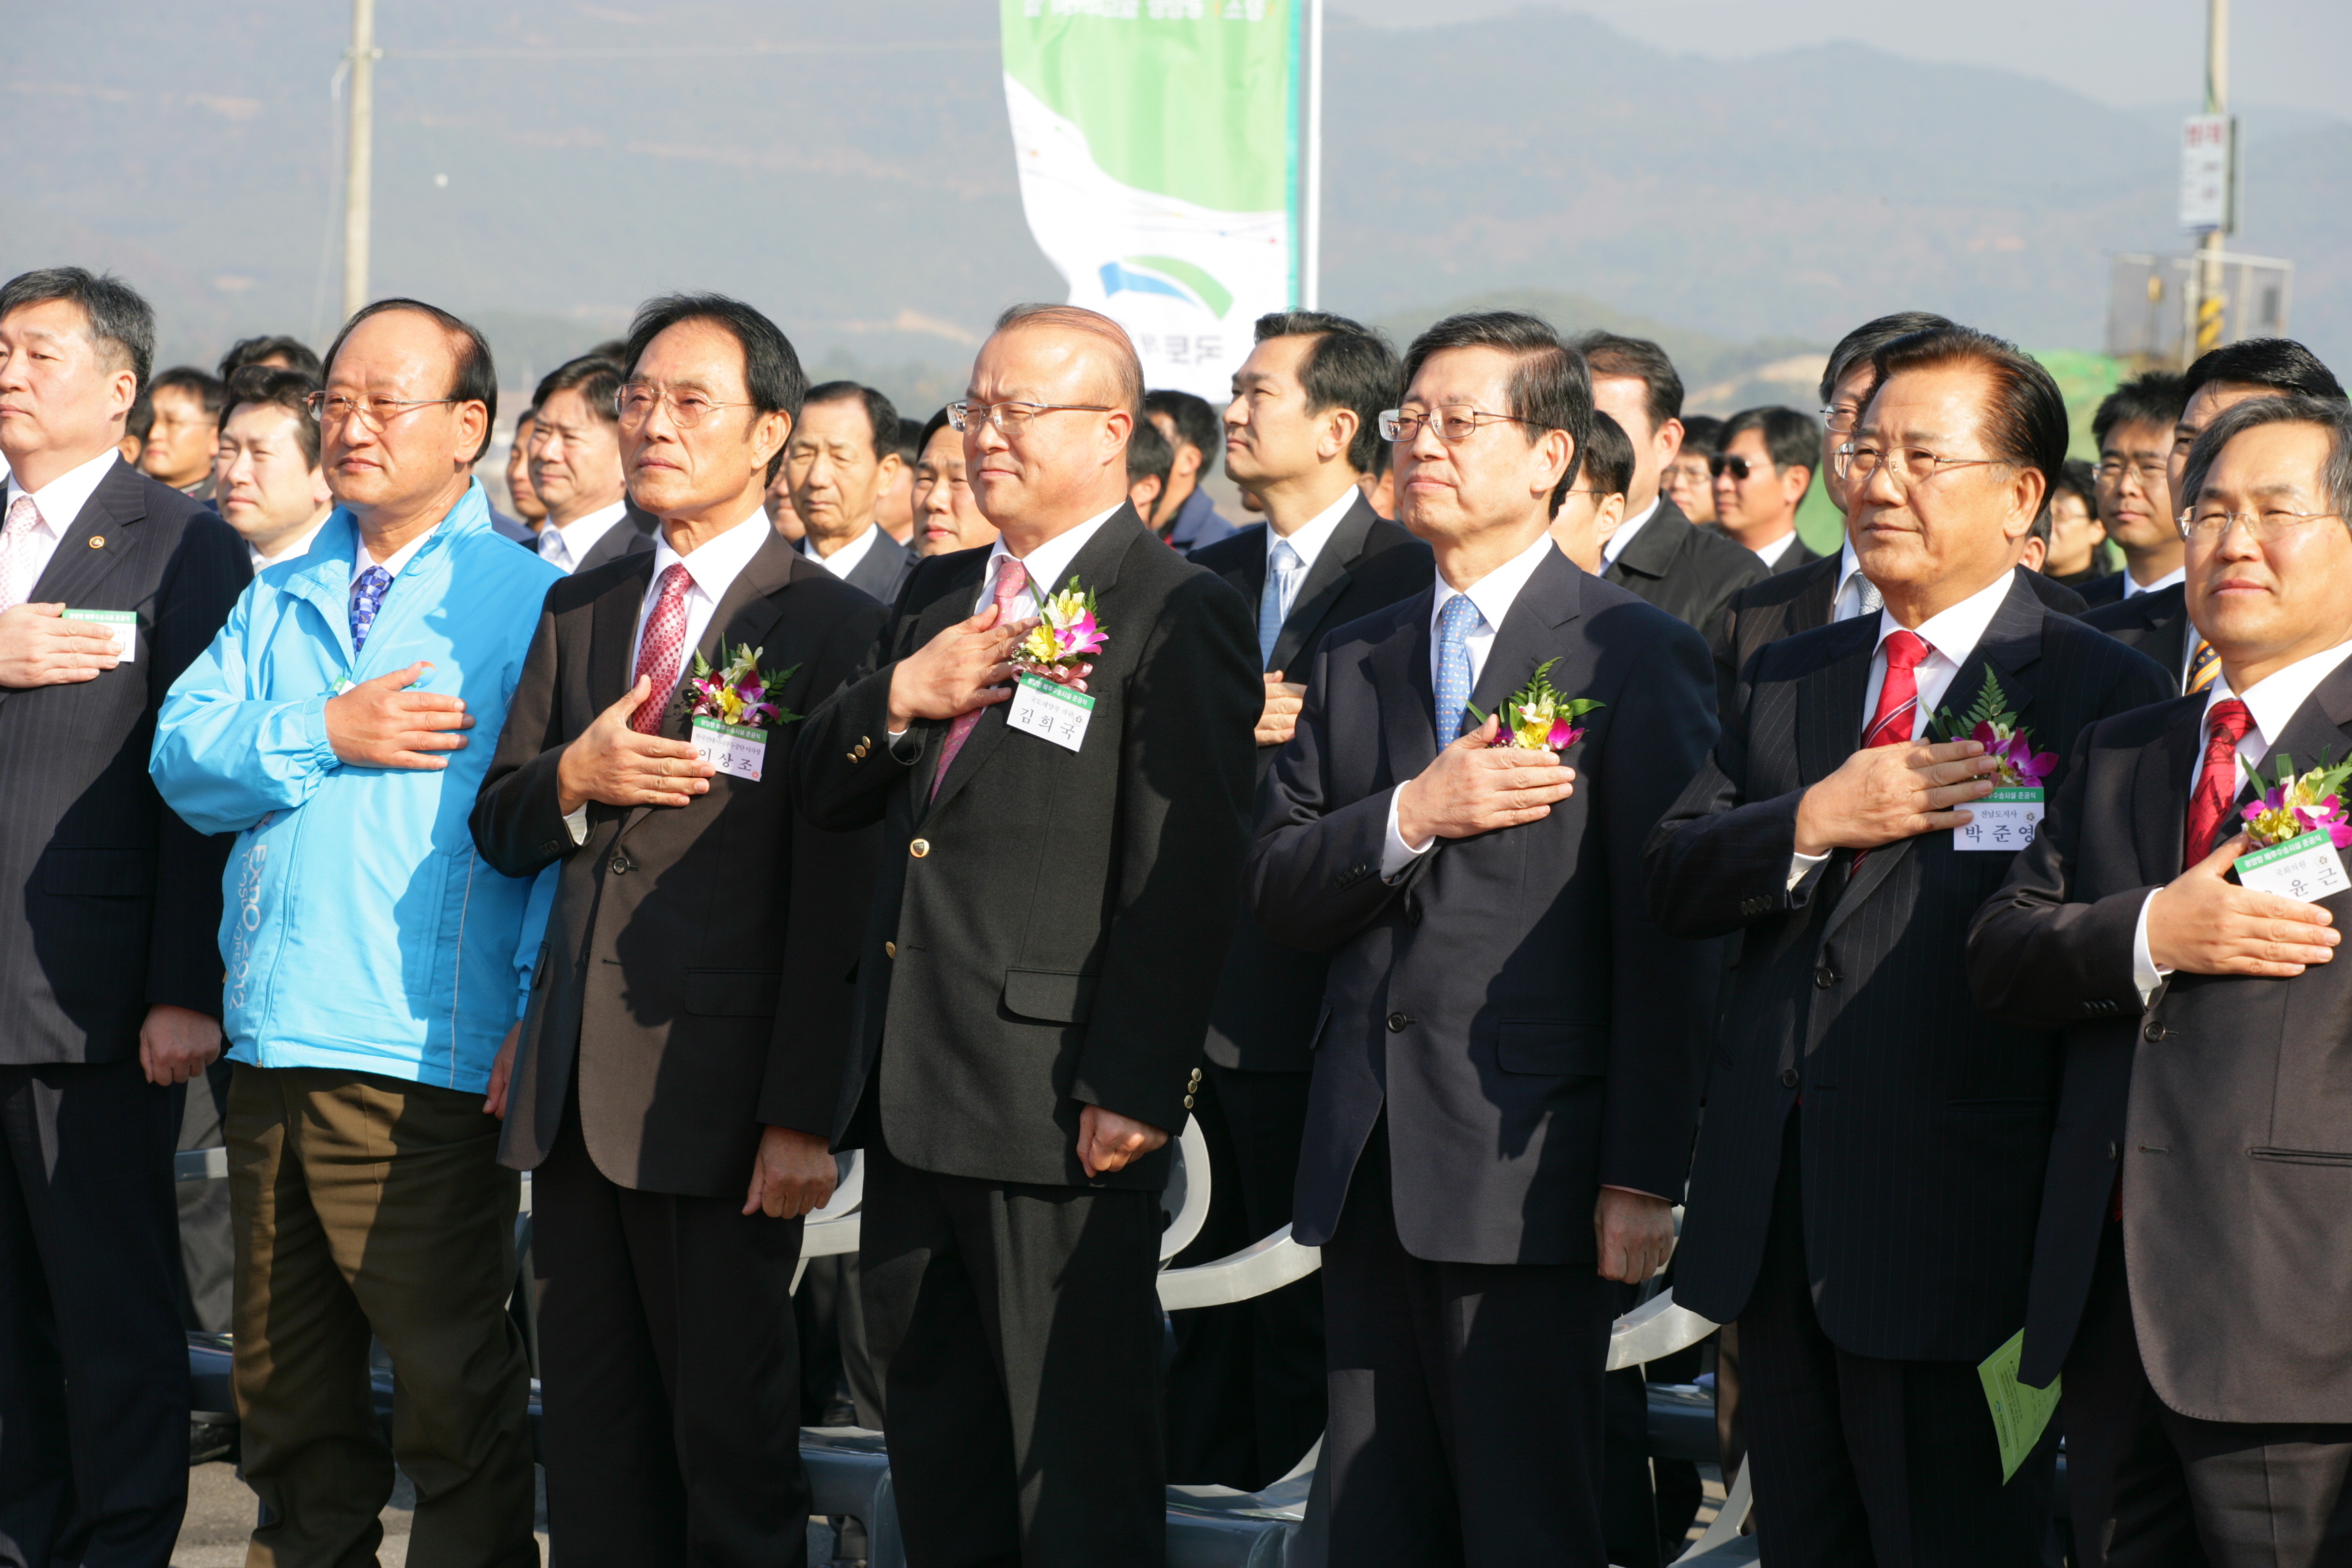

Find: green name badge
691;717;766;783
1953;785;2042;853
63;608;137;664
1005;671;1094;753
1977;1328;2060;1483
2235;826;2351;904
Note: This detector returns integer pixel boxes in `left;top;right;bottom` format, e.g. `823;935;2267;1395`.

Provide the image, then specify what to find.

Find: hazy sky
1331;0;2350;120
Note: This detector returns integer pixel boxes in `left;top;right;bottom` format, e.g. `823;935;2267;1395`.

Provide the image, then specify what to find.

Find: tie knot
1437;591;1484;639
991;553;1028;611
6;494;40;534
1269;540;1299;576
1882;629;1930;672
2206;696;2253;747
655;562;692;600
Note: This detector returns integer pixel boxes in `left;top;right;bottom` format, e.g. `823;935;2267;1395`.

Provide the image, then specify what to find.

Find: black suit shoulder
2077;571;2126;608
2024;569;2088;617
543;546;652;615
1186;523;1265;578
2033;595;2172;693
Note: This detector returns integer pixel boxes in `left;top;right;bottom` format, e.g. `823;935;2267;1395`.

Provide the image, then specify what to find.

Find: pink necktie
629;564;693;734
0;495;45;612
930;554;1029;802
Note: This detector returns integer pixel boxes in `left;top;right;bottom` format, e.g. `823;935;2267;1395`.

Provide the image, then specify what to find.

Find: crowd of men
3;256;2350;1568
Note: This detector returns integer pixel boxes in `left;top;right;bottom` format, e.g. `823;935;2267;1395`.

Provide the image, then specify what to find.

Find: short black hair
1867;325;2068;495
1579;410;1634;499
1252;309;1401;474
917;406;954;459
2093;370;2189;450
220;365;323;469
323;297;498;463
531;354;624;429
217;334;323;380
0;266;156;391
1126;413;1173;487
894;416;923;465
124;385;154;445
1569;331;1681;432
2050;457;2097;518
1403;310;1593;509
1678;413;1724;458
802;380;901;461
1719;405;1823;476
2180;394;2352;529
150;365;227;419
621;292;807;482
1820;311;1955;405
1143;388;1220;461
2182;338;2346;406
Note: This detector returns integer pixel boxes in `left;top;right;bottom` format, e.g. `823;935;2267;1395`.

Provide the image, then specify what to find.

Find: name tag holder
1005;672;1094;753
1953;787;2044;852
2234;828;2351;904
691;718;768;782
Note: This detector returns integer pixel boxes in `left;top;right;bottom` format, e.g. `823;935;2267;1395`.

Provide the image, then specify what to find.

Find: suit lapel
589;554;658;712
2134;696;2205;882
1794;551;1839;632
2242;658;2352;815
25;458;145;607
1603;498;1684;588
1268;496;1379;678
1370;590;1439;779
1464;548;1580;728
1796;617;1876;786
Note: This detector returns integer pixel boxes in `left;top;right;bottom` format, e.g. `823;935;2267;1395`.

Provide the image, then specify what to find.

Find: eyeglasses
305;392;459;430
615;383;749;430
2095;456;2167;486
1835;440;2004;490
947;400;1114;434
1379;405;1533;444
2178;506;2344;542
1820;404;1862;436
1709;453;1772;481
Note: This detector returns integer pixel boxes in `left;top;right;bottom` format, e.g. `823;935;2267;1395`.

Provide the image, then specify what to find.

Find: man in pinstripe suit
1645;325;2172;1565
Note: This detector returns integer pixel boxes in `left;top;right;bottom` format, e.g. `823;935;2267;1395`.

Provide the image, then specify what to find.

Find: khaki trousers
227;1064;536;1568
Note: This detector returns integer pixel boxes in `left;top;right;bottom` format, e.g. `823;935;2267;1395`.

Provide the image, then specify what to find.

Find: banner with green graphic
1000;0;1299;400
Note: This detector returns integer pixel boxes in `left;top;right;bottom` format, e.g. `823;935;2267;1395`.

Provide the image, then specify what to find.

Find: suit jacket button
885;941;897;958
1814;964;1836;989
609;853;631;875
1386;1012;1411;1033
2108;1141;2119;1160
1183;1094;1196;1109
910;839;930;858
2143;1020;2167;1042
1780;1068;1799;1088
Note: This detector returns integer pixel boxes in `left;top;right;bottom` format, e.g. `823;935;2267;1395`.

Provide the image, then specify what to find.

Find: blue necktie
1258;540;1299;668
350;566;392;651
1433;591;1486;740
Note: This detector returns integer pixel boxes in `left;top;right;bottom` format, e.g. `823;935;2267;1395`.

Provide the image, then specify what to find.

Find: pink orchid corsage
686;644;798;729
1012;576;1107;688
1466;658;1603;751
2240;756;2352;850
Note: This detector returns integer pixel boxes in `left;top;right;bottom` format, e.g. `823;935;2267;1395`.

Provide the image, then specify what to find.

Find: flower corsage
683;644;798;783
1012;576;1107;688
2239;754;2352;851
1928;670;2055;787
1467;658;1602;751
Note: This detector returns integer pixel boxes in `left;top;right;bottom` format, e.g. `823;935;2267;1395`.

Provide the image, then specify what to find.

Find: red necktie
1863;630;1931;751
2183;698;2255;866
629;564;693;734
930;553;1030;802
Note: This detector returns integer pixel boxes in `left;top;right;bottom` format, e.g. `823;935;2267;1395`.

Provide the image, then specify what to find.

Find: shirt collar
648;504;768;598
253;514;329;572
983;503;1120;600
355;524;436;583
2124;564;2186;598
2207;637;2352;747
1601;495;1661;566
806;520;881;580
1874;570;2016;669
4;448;118;536
1269;486;1357;576
544;500;629;566
1433;529;1555;638
1752;530;1799;568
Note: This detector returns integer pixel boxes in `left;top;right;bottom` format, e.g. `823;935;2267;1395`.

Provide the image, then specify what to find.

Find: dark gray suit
809;527;915;610
1252;547;1720;1563
566;502;658;575
0;457;248;1568
1604;495;1765;642
1166;496;1431;1489
1969;666;2352;1563
1645;571;2172;1564
2081;581;2193;694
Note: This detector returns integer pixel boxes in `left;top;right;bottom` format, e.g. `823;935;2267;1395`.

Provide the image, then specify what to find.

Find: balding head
962;305;1141;549
994;303;1144;422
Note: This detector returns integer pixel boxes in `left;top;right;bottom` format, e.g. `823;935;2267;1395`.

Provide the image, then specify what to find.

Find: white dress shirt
1263;485;1359;629
806;521;882;583
972;504;1120;619
2123;564;2185;599
353;523;435;585
1600;495;1659;569
1787;569;2019;887
1831;542;1878;623
251;515;329;574
534;500;631;574
1;448;119;607
2129;635;2352;998
629;506;768;674
1381;529;1560;876
1752;531;1801;569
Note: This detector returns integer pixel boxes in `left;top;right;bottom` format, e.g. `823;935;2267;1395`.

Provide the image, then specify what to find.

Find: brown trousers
227;1064;536;1568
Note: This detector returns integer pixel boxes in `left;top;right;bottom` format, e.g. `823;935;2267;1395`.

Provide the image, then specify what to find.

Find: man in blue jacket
152;299;558;1568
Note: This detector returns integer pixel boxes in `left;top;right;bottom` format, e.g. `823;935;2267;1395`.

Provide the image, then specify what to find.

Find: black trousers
2066;1218;2352;1567
859;1139;1166;1568
1739;1113;2055;1567
533;1103;811;1568
0;1060;188;1568
1321;1120;1616;1567
1164;1061;1326;1491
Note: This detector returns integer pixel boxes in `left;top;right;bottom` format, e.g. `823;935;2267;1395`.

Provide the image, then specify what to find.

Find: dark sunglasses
1708;453;1770;481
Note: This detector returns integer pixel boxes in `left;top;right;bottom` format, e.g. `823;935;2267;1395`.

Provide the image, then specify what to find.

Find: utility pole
2194;0;2230;357
1301;0;1323;310
342;0;377;323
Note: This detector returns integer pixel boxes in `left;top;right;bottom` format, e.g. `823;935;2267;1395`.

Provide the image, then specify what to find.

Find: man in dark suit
1572;331;1765;639
525;353;654;576
1170;309;1429;1490
470;295;883;1565
794;304;1260;1567
1970;395;2352;1566
1645;324;2174;1564
1251;311;1720;1564
1710;406;1823;574
789;380;916;606
2084;342;2345;694
0;267;248;1566
2076;372;2186;615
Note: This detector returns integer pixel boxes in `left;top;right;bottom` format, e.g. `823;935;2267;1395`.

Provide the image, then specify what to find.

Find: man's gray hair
2178;395;2352;532
0;267;156;391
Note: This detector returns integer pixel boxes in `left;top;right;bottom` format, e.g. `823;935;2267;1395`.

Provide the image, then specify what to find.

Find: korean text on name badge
2236;828;2351;904
64;608;137;663
1953;787;2043;852
691;717;766;783
1005;672;1093;753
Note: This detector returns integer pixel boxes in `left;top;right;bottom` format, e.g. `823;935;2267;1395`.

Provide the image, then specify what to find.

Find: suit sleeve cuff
2132;890;2171;1004
1788;849;1829;890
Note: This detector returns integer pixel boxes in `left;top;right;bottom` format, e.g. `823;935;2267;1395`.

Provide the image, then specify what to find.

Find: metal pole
342;0;376;323
1301;0;1322;310
2195;0;2229;357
